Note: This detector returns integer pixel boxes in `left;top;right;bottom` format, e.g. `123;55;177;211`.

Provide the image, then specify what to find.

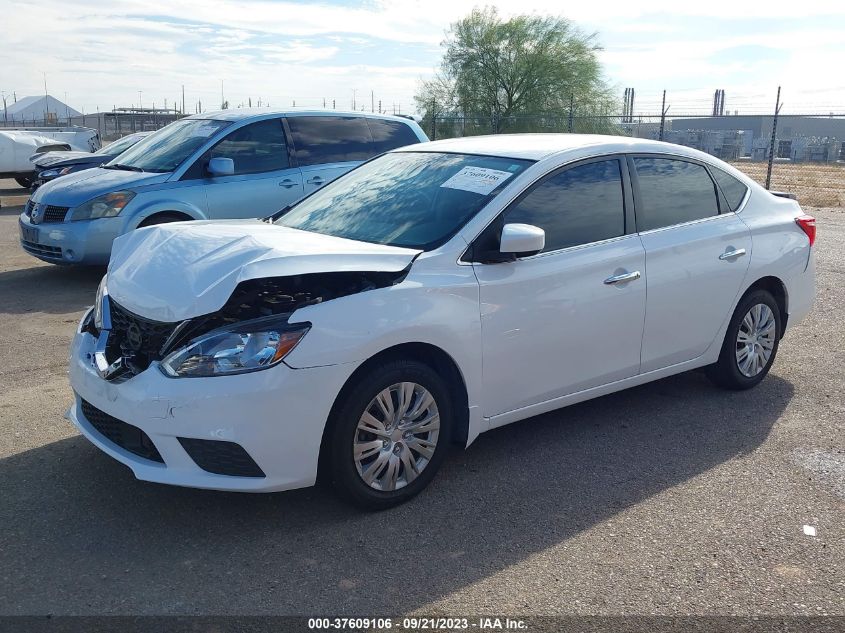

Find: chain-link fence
427;111;845;208
0;111;184;142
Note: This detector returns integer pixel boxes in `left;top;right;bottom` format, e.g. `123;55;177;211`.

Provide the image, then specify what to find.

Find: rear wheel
328;359;452;510
707;289;781;390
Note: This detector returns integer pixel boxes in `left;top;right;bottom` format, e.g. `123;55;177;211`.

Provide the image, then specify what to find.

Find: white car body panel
67;134;817;494
107;221;420;322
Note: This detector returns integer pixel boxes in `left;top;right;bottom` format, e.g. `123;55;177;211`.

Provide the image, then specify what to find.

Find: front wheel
15;176;33;189
707;289;781;390
328;359;453;510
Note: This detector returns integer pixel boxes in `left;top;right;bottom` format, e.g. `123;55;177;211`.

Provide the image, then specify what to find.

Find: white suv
66;134;816;509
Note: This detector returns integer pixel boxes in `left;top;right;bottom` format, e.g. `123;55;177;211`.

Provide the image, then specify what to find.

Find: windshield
104;119;230;172
275;152;532;250
95;134;143;156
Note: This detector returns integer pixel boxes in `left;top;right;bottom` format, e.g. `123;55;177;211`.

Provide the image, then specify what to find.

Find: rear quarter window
366;118;421;154
710;166;749;211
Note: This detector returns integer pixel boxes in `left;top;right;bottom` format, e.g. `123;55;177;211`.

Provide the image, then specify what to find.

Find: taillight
796;214;816;247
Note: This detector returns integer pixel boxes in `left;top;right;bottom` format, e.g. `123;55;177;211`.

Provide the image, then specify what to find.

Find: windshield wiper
103;163;144;172
265;204;294;222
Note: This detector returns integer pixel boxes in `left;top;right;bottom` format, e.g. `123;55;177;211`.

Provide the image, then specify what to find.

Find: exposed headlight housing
40;168;62;178
71;190;135;221
160;317;309;378
93;275;108;329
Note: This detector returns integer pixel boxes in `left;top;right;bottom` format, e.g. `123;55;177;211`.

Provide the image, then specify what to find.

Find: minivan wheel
707;289;781;390
15;176;33;189
328;359;452;510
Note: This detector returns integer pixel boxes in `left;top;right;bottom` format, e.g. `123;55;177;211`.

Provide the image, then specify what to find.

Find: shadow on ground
0;265;103;314
0;371;793;614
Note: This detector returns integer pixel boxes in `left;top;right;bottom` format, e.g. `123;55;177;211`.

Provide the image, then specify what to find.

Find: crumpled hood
33;151;94;167
107;220;421;322
31;167;170;207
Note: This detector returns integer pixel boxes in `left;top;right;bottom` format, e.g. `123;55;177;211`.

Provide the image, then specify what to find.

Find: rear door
631;155;752;372
196;118;303;219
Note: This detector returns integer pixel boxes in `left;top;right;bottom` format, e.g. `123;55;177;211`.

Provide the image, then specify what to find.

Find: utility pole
568;93;574;132
352;89;357;110
765;86;783;190
371;90;374;113
138;90;142;110
182;85;185;115
44;72;49;123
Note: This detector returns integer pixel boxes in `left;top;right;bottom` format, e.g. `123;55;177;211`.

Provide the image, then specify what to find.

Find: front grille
43;205;69;223
80;399;164;463
105;300;178;377
178;438;265;477
20;240;62;259
24;199;35;217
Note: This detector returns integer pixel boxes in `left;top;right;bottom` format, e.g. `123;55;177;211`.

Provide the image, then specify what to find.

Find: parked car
66;134;816;509
19;109;427;265
29;132;152;190
0;127;100;187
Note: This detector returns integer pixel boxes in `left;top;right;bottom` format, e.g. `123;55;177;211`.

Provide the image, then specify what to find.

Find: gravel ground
0;180;842;616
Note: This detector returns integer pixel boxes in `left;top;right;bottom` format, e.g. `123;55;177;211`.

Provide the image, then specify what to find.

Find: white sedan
66;134;816;509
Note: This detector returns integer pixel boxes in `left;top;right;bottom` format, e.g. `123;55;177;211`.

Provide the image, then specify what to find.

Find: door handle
719;248;747;260
306;176;324;186
278;179;297;189
604;270;641;285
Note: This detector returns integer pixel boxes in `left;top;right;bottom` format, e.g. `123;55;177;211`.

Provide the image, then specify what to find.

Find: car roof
392;133;707;161
184;107;419;123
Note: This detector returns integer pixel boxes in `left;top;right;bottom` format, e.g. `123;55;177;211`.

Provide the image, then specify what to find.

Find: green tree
416;7;618;137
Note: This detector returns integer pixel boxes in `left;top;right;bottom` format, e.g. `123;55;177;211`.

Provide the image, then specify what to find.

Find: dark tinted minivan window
504;159;625;252
210;119;288;175
710;166;749;211
633;158;720;231
288;116;374;166
367;118;419;154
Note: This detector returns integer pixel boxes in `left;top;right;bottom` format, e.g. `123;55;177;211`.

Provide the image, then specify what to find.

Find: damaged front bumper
67;327;359;492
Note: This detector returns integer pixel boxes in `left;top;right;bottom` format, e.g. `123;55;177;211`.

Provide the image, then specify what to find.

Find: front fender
123;198;208;231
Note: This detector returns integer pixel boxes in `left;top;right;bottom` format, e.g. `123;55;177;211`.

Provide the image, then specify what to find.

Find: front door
473;157;647;418
203;118;304;219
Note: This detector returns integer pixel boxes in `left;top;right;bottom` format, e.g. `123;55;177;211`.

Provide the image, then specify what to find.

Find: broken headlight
159;316;309;378
93;275;108;329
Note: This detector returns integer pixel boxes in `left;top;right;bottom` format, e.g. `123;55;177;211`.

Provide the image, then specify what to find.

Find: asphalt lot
0;178;843;616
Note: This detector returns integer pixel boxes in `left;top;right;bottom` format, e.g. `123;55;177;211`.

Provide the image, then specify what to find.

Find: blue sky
3;0;844;116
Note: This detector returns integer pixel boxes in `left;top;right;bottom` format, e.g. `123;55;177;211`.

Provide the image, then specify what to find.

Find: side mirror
207;157;234;177
499;223;545;257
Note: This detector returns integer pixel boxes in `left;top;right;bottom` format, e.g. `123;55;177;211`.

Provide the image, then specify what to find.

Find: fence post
568;93;574;132
658;90;667;141
431;98;436;140
765;86;782;190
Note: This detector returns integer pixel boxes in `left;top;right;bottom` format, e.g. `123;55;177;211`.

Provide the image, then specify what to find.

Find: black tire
15;176;33;188
137;213;188;228
328;359;453;510
707;289;782;390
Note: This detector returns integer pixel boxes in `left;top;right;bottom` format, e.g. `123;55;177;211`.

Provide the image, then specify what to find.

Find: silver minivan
19;109;428;265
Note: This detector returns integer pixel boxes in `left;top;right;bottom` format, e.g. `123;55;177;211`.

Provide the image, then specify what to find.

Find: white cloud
2;0;844;115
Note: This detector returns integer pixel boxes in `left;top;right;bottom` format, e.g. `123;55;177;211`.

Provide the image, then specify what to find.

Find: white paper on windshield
440;166;514;195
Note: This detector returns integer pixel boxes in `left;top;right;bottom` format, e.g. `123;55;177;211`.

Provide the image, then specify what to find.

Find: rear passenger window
710;166;749;211
504;159;625;253
288;116;374;166
633;158;720;231
366;119;420;154
209;119;288;174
